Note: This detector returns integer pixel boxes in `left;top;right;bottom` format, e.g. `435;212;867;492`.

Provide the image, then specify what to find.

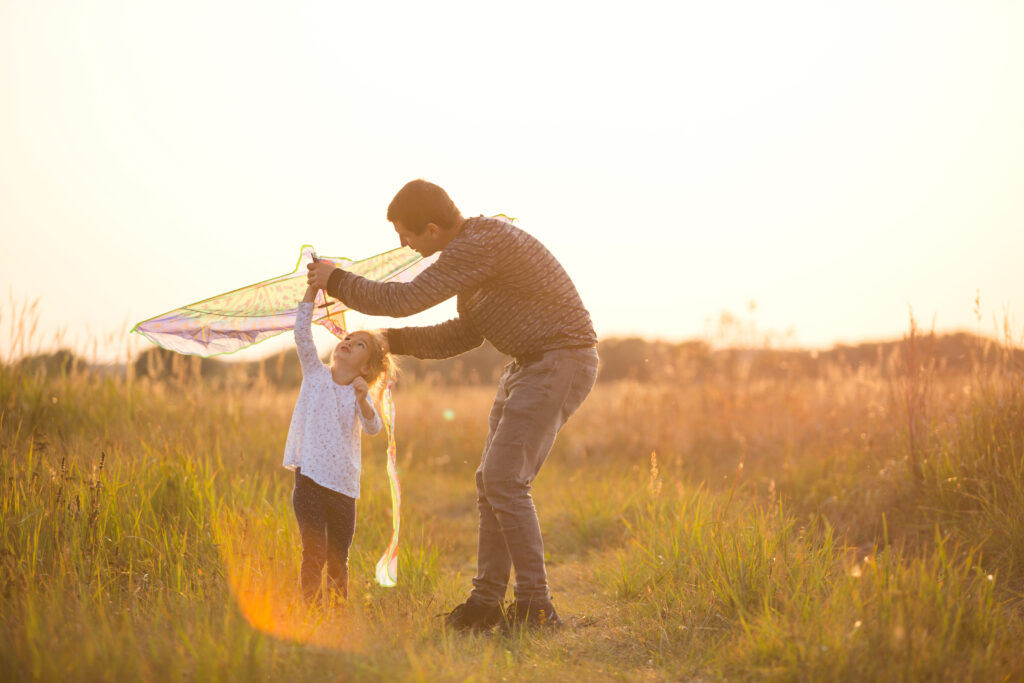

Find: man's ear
425;222;441;238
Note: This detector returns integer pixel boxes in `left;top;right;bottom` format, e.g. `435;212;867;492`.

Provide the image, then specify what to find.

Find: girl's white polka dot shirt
282;302;382;498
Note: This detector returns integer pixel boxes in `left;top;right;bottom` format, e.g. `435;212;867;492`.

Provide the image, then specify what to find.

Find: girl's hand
352;376;369;402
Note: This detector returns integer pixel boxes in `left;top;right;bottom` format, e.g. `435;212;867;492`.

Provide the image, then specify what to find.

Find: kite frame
131;243;431;357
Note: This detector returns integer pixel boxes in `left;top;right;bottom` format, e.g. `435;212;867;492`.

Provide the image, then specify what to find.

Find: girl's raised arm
294;285;323;374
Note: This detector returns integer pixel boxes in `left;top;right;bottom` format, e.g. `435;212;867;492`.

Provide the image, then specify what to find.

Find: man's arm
306;234;494;318
386;317;484;360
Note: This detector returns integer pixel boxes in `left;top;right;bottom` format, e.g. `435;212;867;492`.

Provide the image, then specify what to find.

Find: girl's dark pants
292;468;356;601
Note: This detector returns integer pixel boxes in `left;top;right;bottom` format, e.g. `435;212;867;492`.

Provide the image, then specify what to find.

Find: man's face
393;220;443;256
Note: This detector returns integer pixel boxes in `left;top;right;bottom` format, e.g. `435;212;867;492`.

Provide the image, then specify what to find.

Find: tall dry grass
1;303;1023;680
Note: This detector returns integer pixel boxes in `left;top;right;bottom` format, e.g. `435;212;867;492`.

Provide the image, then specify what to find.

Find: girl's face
332;332;373;375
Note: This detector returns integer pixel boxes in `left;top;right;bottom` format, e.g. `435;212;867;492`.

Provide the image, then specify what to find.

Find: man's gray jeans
469;346;599;606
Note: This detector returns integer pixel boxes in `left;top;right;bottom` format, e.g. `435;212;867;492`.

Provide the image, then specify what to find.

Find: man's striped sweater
325;216;597;360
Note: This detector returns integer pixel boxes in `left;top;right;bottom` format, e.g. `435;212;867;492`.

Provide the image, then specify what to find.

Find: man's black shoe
502;598;563;633
443;599;503;632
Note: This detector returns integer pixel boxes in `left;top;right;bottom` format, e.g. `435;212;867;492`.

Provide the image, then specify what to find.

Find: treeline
15;332;1021;388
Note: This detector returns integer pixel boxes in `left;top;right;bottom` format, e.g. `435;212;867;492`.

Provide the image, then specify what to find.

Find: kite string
374;378;401;587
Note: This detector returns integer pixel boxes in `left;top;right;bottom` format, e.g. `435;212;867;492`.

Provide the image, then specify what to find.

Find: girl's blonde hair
359;330;397;395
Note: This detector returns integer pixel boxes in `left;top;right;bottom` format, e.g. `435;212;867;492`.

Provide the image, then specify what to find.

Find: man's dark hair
387;179;462;234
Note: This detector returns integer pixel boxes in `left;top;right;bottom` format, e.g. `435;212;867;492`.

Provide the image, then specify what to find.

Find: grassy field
2;324;1024;681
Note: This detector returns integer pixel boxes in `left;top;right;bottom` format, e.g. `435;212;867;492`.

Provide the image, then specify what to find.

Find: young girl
282;283;392;602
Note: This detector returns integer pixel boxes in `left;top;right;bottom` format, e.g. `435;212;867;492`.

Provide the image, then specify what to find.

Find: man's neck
437;214;466;248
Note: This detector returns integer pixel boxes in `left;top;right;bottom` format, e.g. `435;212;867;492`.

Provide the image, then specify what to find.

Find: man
306;179;598;631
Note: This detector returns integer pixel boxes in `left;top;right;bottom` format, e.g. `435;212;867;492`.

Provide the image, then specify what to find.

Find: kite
133;245;434;356
133;244;438;587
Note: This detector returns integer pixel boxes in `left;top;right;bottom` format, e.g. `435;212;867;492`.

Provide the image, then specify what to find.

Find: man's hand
352;376;369;403
307;261;336;290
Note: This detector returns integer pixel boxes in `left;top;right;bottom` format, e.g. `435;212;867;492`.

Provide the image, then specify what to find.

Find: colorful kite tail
374;379;401;587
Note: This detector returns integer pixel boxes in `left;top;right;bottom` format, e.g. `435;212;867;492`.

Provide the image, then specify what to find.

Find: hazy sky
2;1;1022;361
